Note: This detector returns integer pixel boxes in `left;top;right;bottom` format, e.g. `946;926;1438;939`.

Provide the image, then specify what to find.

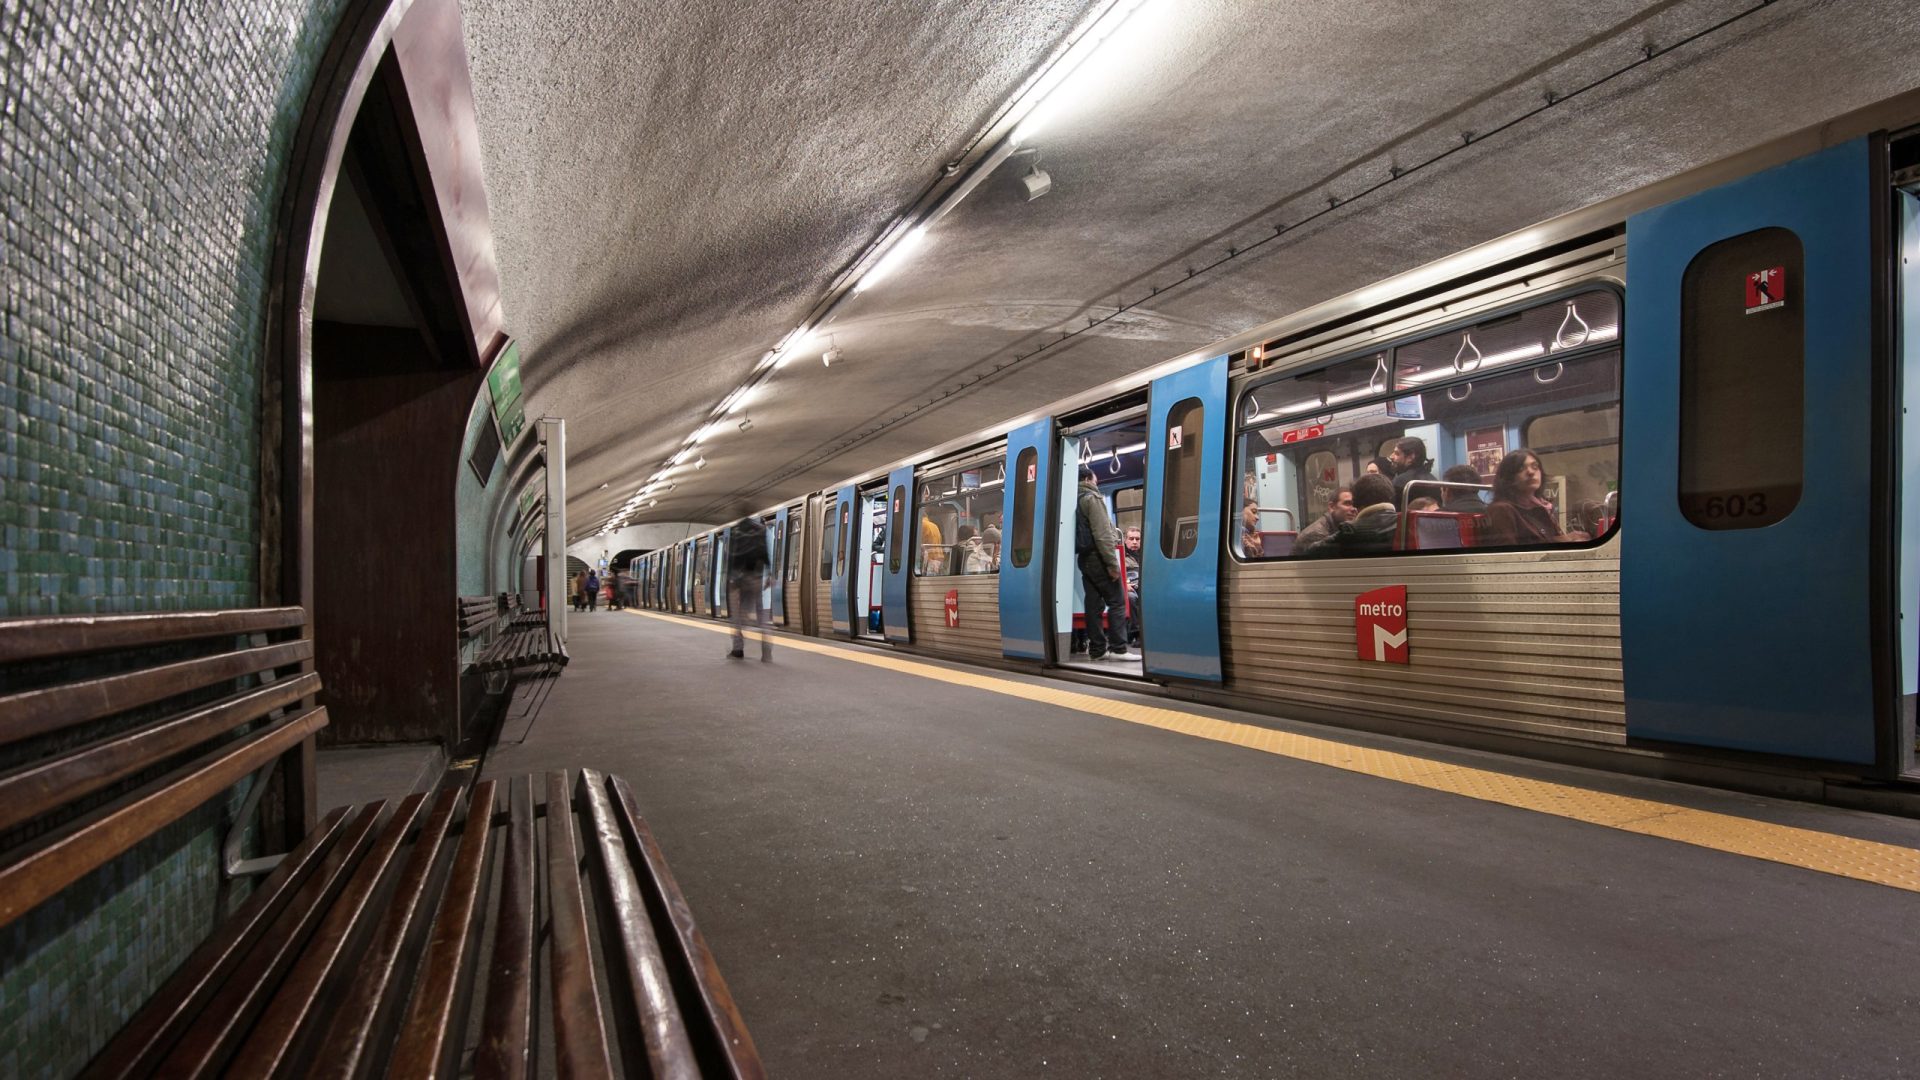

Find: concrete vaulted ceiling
460;0;1920;540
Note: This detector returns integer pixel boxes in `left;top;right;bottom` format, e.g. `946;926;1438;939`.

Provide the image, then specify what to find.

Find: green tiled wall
0;1;350;1075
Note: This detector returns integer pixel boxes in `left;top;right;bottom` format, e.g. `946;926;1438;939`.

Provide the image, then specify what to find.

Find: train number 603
1701;492;1767;519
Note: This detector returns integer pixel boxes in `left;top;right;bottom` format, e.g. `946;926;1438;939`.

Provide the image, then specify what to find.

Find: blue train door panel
1143;354;1229;681
1623;139;1880;763
772;507;789;625
883;465;914;642
999;417;1055;659
829;485;855;636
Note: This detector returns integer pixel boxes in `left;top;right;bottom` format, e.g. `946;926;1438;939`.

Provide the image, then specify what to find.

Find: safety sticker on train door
1745;265;1785;314
1355;585;1409;664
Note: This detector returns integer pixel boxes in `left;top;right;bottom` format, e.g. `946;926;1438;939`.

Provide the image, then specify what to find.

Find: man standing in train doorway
726;514;772;662
1075;466;1127;661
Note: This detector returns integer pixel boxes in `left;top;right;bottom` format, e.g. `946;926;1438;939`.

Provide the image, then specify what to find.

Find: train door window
820;501;835;578
888;485;905;573
915;459;1007;576
1160;398;1204;559
836;501;850;577
788;510;804;582
1114;486;1144;541
1303;449;1338;520
1010;447;1038;568
1678;228;1803;529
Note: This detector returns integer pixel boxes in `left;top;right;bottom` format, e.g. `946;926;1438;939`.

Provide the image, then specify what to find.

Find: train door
770;508;788;625
1052;413;1150;676
829;485;855;636
999;417;1055;659
1623;138;1887;764
1142;353;1229;681
694;537;713;618
851;483;890;639
714;529;730;620
882;466;913;643
1899;185;1920;776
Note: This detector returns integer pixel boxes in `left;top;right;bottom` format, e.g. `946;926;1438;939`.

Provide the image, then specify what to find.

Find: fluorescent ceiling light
1011;0;1162;144
853;226;927;294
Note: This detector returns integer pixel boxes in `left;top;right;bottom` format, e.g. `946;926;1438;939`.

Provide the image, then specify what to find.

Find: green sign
487;341;527;446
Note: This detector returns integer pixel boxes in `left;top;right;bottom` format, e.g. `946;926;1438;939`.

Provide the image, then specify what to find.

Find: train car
645;99;1920;790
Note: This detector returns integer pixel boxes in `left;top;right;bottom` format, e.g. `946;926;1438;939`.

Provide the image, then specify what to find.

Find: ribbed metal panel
1220;539;1623;742
906;576;1003;662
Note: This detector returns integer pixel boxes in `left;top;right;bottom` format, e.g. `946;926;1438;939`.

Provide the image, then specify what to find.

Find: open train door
771;506;789;626
1142;354;1228;681
999;417;1056;659
882;465;914;643
1623;138;1889;765
829;484;856;636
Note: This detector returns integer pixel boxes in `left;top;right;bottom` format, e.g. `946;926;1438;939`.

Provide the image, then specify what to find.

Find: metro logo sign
1355;585;1409;664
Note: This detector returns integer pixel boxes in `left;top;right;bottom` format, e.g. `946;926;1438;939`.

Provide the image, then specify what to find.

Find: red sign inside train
1355;585;1409;664
1279;423;1325;444
944;589;959;627
1745;265;1785;313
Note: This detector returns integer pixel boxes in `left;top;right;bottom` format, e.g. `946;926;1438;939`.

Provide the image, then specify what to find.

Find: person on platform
1075;467;1127;661
726;514;773;661
584;569;600;613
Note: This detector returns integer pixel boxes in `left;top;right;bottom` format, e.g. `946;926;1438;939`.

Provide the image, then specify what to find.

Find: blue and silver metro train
638;93;1920;795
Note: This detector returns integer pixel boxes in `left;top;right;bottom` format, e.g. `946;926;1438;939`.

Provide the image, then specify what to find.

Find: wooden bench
474;606;569;674
0;608;758;1078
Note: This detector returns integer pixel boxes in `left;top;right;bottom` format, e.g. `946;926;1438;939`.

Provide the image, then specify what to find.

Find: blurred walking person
726;515;773;661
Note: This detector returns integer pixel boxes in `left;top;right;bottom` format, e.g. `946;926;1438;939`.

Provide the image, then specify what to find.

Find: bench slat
310;785;465;1080
547;769;618;1077
156;801;388;1077
0;706;330;924
476;774;537;1080
389;780;497;1079
579;770;700;1080
80;806;355;1080
229;792;431;1077
0;606;307;663
0;638;313;748
608;774;766;1079
0;670;322;834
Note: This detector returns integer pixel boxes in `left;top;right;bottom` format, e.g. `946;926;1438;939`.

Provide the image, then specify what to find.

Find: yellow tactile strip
628;610;1920;893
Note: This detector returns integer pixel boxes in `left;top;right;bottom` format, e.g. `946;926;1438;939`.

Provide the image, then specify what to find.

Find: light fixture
852;226;927;294
1011;0;1159;145
738;415;753;432
1020;165;1052;201
650;498;658;507
693;456;706;470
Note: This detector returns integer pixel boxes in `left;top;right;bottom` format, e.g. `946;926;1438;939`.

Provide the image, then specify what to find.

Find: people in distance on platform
584;569;600;612
1364;456;1392;477
725;513;773;661
1307;473;1398;556
1387;436;1436;508
1075;466;1127;661
1439;464;1489;514
1407;496;1439;512
607;566;624;610
1483;448;1589;547
1122;525;1144;647
1293;486;1357;558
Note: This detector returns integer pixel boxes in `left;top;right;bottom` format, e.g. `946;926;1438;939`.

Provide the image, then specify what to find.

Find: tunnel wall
0;2;350;1073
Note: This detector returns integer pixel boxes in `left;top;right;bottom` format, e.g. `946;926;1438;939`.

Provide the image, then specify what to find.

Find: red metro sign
944;589;960;628
1355;585;1409;664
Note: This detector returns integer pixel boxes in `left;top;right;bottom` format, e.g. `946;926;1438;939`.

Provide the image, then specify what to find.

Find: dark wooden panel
389;780;496;1079
311;786;465;1080
607;774;766;1079
228;792;430;1076
79;807;354;1080
546;770;616;1077
0;639;313;747
0;607;305;663
0;707;330;926
475;774;536;1080
577;771;697;1080
0;671;322;834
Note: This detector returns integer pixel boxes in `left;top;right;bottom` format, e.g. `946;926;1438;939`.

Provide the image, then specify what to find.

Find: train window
915;460;1006;576
1160;397;1205;560
836;501;850;577
888;485;905;573
819;502;834;578
1242;351;1388;426
1679;228;1802;530
1010;448;1038;568
1234;286;1623;559
787;511;804;582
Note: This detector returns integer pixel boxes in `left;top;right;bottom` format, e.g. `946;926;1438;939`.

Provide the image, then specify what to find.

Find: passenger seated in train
1306;474;1398;556
1438;465;1489;514
980;513;1002;567
955;525;993;574
1292;485;1357;558
1407;496;1438;512
1364;456;1392;477
1483;448;1590;546
1122;526;1143;647
1386;436;1436;508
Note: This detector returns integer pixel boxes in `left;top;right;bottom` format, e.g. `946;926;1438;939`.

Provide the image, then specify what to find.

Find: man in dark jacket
1292;486;1357;557
1388;436;1437;508
726;515;772;660
1075;467;1128;661
1439;464;1489;514
1307;473;1398;556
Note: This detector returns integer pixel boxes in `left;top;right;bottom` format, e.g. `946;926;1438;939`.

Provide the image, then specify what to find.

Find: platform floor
482;609;1920;1079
